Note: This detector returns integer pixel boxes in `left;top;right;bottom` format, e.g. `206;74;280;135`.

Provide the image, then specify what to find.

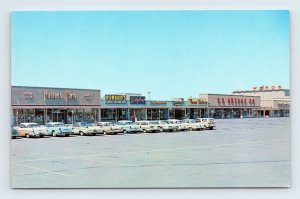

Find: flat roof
12;85;101;92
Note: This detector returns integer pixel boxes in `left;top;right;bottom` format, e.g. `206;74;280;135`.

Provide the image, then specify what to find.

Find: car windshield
150;121;159;125
27;124;39;128
209;119;214;122
120;121;132;125
53;123;65;127
176;121;182;124
160;121;167;124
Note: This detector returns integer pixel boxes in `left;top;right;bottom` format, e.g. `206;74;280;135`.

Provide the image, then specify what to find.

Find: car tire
39;134;44;138
209;127;214;130
80;131;84;136
189;127;193;131
159;128;163;132
123;130;127;134
12;136;16;139
143;129;147;133
52;131;57;137
65;134;70;137
26;134;30;138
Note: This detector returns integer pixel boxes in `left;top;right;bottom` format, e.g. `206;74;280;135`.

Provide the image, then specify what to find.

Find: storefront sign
23;91;33;99
105;95;127;104
84;93;93;100
188;98;207;105
130;96;146;104
172;98;184;106
218;97;255;106
44;90;77;101
252;85;282;91
150;101;167;105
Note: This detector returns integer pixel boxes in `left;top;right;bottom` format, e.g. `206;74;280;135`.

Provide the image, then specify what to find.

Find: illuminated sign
105;95;127;104
130;96;146;104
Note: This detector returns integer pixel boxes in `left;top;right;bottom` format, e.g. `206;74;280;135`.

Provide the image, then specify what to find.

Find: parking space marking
12;163;72;177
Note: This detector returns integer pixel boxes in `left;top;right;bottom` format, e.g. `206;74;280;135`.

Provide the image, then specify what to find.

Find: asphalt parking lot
11;118;290;188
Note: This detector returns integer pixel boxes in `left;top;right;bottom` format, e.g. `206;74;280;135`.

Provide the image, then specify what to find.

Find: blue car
46;122;72;137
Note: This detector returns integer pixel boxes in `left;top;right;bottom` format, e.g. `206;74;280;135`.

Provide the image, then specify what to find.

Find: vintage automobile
11;127;19;139
117;120;141;134
46;122;72;137
97;122;123;135
135;121;160;133
156;120;177;132
182;119;206;131
72;122;103;136
167;119;189;131
196;118;216;130
17;123;49;138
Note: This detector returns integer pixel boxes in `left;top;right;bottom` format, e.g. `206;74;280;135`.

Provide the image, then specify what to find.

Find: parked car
156;120;177;132
196;118;216;130
117;120;141;134
167;119;189;131
97;122;123;135
72;122;103;136
11;127;19;139
182;119;206;131
46;122;72;137
17;123;48;138
135;121;160;133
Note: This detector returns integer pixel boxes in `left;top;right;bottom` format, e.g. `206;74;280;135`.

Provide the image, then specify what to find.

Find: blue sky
11;11;290;100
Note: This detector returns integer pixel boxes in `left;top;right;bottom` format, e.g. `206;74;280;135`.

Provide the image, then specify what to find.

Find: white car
117;120;141;133
182;119;206;131
167;119;189;131
135;121;160;133
72;122;103;136
196;118;216;130
97;122;123;135
156;120;177;132
17;123;49;138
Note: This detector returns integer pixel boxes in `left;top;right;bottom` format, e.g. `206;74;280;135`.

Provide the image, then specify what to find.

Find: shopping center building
11;85;290;125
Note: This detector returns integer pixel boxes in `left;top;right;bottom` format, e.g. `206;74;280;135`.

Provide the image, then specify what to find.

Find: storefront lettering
84;93;93;100
219;97;256;106
130;96;145;104
44;90;77;101
23;91;33;99
151;101;167;105
188;98;207;105
105;95;127;104
252;85;283;91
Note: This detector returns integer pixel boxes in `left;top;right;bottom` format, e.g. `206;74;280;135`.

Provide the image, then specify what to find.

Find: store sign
84;93;93;100
44;90;77;101
150;101;167;105
252;85;282;91
188;98;207;105
172;98;184;106
105;95;127;104
217;97;256;106
23;91;33;99
130;96;146;104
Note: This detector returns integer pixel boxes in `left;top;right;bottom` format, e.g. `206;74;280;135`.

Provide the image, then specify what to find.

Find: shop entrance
174;109;185;119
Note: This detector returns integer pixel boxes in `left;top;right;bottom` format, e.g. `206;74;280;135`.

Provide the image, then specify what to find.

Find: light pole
147;91;151;101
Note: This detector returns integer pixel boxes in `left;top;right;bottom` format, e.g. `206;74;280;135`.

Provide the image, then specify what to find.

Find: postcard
11;10;290;188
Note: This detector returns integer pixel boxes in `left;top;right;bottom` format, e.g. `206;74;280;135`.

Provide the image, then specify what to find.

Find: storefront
11;86;101;125
199;94;261;119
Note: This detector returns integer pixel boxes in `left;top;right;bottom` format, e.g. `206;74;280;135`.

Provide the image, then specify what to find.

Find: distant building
232;85;290;117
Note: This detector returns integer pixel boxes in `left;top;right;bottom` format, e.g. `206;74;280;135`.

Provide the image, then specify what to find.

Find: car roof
48;122;65;124
20;122;38;125
97;122;111;124
118;120;133;122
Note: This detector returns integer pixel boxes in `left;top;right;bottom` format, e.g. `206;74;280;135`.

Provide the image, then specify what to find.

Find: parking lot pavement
11;118;290;188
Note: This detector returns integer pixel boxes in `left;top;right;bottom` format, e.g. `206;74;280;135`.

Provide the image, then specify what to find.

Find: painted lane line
12;163;72;177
